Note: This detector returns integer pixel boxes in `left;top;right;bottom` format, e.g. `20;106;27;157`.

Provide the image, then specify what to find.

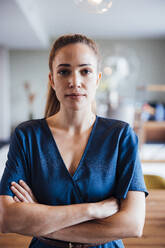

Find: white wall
0;47;11;139
9;39;165;128
10;50;49;128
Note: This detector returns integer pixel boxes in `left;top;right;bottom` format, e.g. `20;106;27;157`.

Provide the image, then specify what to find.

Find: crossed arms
0;180;146;244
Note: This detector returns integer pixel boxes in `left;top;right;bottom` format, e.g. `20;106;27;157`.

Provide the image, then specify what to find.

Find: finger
11;186;28;203
11;181;29;198
13;196;21;203
11;181;37;203
19;180;32;195
11;185;33;203
11;181;32;201
19;180;37;202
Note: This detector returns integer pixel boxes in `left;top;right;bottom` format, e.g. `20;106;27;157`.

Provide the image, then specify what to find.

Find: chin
66;102;88;111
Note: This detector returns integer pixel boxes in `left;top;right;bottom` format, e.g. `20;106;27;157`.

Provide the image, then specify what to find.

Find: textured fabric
0;116;148;248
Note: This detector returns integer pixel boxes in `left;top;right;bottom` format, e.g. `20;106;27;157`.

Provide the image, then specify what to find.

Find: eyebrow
57;63;92;68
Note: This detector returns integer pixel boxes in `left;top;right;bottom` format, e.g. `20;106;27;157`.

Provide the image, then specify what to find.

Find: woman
0;34;148;248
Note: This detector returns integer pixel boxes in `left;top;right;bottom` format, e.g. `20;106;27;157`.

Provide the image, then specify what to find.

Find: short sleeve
115;124;148;199
0;127;29;196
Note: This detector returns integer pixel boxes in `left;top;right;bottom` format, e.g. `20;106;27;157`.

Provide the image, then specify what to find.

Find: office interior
0;0;165;247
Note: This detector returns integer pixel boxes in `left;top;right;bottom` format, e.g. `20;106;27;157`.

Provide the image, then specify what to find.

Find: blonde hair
44;34;100;118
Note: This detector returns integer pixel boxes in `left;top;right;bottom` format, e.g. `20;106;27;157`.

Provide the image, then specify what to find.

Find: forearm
45;210;141;244
45;192;146;244
1;197;93;236
2;181;119;237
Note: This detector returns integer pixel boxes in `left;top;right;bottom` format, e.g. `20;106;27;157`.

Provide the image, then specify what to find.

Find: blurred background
0;0;165;247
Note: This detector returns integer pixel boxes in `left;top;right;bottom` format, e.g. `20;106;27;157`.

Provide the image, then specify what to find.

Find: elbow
0;218;3;233
0;207;11;234
1;222;11;234
130;220;144;238
0;213;6;233
121;214;145;239
1;225;8;234
0;215;10;234
133;223;144;238
0;198;17;234
0;207;5;233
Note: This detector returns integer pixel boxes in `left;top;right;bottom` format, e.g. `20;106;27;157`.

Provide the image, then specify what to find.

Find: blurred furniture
141;121;165;145
124;189;165;248
144;174;165;189
135;84;165;146
139;122;165;181
140;143;165;165
142;162;165;179
137;84;165;92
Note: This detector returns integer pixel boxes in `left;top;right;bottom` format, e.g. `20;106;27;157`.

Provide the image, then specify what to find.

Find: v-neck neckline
42;115;98;179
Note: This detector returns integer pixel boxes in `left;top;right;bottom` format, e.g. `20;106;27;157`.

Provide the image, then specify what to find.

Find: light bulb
74;0;113;14
104;66;112;76
88;0;103;5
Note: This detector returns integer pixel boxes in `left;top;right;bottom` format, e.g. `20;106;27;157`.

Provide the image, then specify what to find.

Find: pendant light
74;0;113;14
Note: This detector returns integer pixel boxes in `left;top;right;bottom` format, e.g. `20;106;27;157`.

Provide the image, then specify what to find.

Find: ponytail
44;80;60;118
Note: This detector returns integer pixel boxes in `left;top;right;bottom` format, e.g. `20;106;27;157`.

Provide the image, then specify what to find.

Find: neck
51;107;96;135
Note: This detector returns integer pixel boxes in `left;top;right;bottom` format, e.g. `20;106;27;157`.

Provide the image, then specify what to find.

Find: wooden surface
0;190;165;248
0;233;32;248
141;160;165;163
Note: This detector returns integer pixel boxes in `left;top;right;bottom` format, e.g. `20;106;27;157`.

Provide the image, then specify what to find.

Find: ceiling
1;0;165;50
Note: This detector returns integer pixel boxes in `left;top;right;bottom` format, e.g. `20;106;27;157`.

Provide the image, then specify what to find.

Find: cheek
53;78;65;91
85;74;97;86
86;83;97;99
53;84;64;100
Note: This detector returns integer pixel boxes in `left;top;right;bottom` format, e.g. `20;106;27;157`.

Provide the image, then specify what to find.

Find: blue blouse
0;116;148;248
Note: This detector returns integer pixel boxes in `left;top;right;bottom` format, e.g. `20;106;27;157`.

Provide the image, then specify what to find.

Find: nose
68;72;81;88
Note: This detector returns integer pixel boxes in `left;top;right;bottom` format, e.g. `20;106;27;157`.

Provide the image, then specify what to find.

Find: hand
10;180;37;203
90;197;119;219
10;181;119;219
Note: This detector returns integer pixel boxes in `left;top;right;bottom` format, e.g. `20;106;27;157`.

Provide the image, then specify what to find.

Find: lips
65;93;85;97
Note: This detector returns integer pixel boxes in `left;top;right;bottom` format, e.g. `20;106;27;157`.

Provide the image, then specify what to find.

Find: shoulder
96;116;137;143
16;118;44;130
13;118;45;138
97;115;130;132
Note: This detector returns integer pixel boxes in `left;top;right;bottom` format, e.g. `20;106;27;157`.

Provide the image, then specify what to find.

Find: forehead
53;43;98;67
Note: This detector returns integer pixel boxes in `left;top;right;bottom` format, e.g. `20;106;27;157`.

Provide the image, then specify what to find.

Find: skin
51;44;100;108
10;181;145;244
0;42;146;244
47;43;101;136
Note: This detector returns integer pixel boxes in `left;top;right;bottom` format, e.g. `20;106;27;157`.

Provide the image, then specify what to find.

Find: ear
96;72;102;88
49;72;55;90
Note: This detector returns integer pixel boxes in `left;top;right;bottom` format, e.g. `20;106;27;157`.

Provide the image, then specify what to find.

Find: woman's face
50;43;100;111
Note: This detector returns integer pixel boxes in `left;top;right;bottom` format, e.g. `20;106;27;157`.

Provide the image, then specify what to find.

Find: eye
81;69;92;75
58;69;71;76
